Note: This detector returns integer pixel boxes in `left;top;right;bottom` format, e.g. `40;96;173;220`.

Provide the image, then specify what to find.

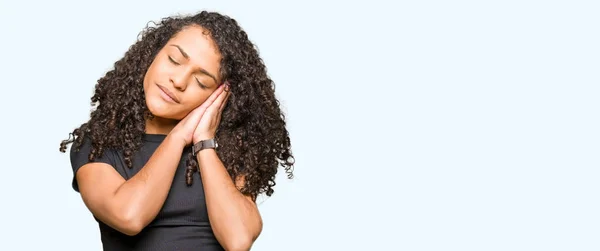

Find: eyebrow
170;44;219;85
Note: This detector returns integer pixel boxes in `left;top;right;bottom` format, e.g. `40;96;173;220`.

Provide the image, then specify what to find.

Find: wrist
192;134;215;145
165;133;188;149
192;138;218;156
195;148;217;167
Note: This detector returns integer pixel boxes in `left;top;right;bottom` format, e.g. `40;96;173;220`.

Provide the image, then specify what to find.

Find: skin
143;25;222;135
75;25;262;251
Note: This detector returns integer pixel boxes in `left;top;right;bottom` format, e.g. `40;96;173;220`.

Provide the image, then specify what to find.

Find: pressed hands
170;82;231;146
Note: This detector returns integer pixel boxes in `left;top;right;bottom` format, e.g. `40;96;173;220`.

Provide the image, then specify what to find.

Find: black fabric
70;134;224;251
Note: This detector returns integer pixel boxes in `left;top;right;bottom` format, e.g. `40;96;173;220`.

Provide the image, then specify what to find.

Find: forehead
166;26;221;77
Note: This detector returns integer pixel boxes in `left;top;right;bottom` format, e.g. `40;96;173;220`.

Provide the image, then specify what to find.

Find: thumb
184;104;209;126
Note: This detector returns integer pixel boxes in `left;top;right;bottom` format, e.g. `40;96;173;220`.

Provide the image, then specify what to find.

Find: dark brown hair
60;11;294;198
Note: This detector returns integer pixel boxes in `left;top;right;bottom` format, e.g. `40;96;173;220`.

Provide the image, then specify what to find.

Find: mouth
156;84;180;104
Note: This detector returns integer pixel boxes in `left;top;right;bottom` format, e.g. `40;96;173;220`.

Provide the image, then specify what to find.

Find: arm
76;85;223;236
76;134;186;236
191;83;261;250
197;149;263;251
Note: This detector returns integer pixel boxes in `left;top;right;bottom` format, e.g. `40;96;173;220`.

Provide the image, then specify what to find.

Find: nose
170;71;189;91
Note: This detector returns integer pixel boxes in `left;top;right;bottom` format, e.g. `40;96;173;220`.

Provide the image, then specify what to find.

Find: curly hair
60;11;294;198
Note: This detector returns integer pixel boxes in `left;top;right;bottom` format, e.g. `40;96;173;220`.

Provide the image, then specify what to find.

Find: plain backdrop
0;0;599;250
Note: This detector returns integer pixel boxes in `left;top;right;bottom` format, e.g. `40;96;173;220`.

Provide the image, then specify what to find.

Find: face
143;25;222;120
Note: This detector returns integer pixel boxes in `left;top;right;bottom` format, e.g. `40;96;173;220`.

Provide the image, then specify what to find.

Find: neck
145;116;178;135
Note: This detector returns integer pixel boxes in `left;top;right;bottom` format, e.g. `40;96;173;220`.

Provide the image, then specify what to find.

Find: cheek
143;64;157;93
143;63;168;100
183;91;212;110
144;57;170;82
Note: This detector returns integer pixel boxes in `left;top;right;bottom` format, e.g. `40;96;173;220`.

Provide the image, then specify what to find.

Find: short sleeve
69;136;116;192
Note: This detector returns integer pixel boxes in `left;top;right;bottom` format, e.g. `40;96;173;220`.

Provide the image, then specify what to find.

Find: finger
182;107;207;128
219;91;231;113
201;95;226;122
200;84;227;109
184;84;227;121
186;100;211;120
215;109;223;127
208;86;229;114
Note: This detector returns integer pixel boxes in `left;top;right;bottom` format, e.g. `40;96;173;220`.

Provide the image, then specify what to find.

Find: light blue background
0;0;598;250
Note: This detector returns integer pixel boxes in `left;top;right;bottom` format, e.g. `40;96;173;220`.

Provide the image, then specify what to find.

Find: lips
156;84;180;103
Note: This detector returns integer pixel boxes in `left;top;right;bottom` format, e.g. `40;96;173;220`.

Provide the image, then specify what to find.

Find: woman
59;11;294;251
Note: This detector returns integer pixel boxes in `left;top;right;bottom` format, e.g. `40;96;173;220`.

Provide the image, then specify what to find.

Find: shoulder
70;136;116;166
69;135;119;191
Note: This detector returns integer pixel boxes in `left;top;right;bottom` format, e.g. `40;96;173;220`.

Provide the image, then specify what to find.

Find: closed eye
168;56;180;65
195;77;208;89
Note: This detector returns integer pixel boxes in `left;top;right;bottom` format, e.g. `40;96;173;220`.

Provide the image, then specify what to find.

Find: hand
169;84;228;146
193;83;231;144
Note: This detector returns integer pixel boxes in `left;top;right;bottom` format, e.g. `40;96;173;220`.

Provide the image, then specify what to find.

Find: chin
145;96;184;120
